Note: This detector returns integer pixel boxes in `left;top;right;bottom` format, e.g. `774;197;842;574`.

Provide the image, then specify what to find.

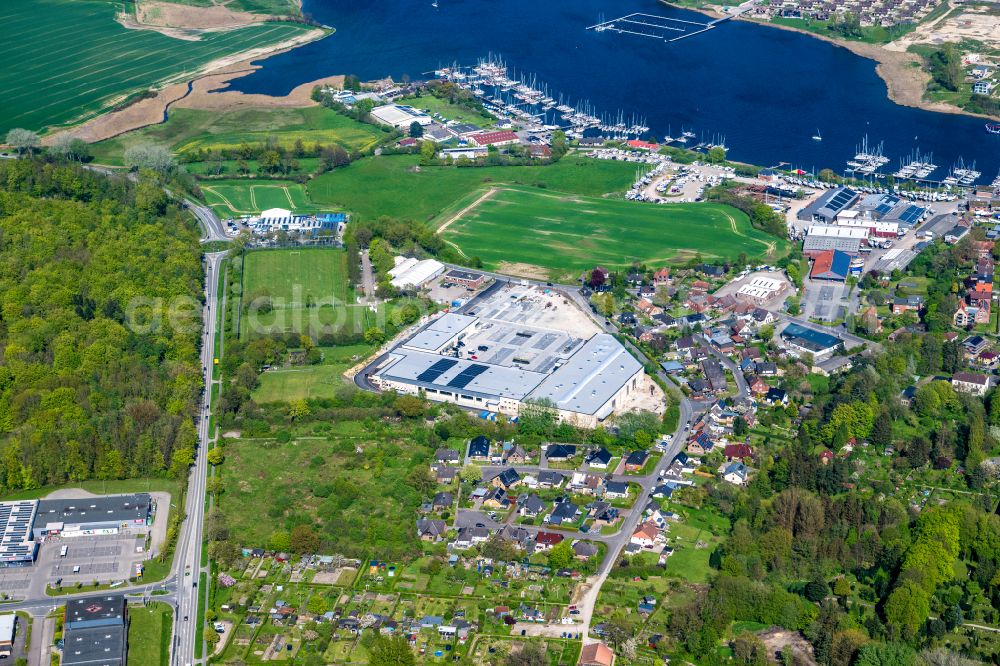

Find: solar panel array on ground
416;358;458;383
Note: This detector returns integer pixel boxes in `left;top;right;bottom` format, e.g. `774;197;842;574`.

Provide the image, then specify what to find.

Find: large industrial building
63;594;128;666
0;494;152;567
371;309;644;427
370;104;433;130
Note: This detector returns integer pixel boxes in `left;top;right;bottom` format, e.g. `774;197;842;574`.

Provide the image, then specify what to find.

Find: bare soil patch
758;628;817;666
136;1;270;31
494;262;551;281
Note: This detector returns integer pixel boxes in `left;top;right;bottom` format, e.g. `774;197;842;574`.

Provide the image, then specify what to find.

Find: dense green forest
0;159;203;491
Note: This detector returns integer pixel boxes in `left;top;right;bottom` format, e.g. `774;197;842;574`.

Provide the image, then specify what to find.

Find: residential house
502;444;529;465
624;450;649;472
702;358;728;393
569;472;603;495
572;540;599;560
756;362;778;376
765;387;788;406
435;467;458;484
545;444;577;462
468;436;491;461
432;492;454;511
952;371;991;397
603;481;630;500
687;431;715;455
534;531;564;551
722;461;749;486
585;447;613;469
482;487;512;510
748;375;769;395
723;443;754;462
537;470;565;489
579;641;616;666
434;448;461;468
490;468;521;490
630;521;662;548
453;527;491;549
891;295;924;315
416;519;448;542
547;501;581;526
653;268;671;286
519;495;547;519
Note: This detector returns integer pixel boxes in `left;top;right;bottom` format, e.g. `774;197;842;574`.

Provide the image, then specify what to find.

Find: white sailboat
812;128;822;141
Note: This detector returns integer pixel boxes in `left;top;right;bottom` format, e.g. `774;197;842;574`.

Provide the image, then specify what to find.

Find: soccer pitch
0;0;318;133
239;248;374;339
438;186;785;281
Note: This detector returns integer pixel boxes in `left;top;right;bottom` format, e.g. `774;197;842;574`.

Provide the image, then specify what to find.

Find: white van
59;545;68;557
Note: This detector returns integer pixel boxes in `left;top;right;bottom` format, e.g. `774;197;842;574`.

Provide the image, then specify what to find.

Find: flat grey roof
0;501;37;560
401;313;477;352
379;349;547;400
62;625;125;666
803;237;862;253
37;494;150;527
527;334;643;415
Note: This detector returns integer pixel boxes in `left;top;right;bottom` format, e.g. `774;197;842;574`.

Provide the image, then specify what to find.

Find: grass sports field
89;107;385;165
239;248;375;339
201;180;314;217
308;154;637;222
438;186;786;281
0;0;318;134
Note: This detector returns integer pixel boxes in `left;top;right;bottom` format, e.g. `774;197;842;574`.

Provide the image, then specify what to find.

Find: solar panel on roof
416;358;458;383
447;364;489;389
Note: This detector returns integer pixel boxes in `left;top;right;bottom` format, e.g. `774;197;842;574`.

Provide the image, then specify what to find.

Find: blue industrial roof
781;323;842;351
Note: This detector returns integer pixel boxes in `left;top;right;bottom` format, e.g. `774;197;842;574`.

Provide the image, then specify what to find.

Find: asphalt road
185;200;228;243
172;251;226;666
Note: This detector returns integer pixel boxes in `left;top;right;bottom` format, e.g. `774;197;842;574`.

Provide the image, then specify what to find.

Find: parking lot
0;534;148;599
802;277;852;323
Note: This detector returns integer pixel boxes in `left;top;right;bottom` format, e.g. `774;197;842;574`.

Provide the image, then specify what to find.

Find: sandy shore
659;1;997;121
44;27;334;145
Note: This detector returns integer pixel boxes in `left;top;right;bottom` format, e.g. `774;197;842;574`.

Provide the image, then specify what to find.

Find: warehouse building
0;502;38;568
370;104;432;130
33;494;152;539
388;257;446;290
372;311;643;427
0;614;14;658
780;323;843;359
798;187;859;223
63;594;128;666
810;249;851;281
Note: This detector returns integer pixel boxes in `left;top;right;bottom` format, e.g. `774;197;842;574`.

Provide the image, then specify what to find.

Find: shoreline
45;26;333;145
659;1;998;122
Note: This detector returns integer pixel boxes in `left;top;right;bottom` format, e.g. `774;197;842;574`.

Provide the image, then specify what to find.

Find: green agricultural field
0;0;321;134
307;154;637;222
127;602;172;666
239;248;375;339
201;180;314;217
88;107;384;165
439;186;786;281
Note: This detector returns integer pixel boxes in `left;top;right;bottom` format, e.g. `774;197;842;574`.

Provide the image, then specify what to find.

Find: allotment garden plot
0;0;317;133
439;186;784;281
239;248;377;339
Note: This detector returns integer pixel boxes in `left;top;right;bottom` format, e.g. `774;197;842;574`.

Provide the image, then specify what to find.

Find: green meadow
307;154;638;222
439;186;786;281
0;0;320;133
88;107;383;165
